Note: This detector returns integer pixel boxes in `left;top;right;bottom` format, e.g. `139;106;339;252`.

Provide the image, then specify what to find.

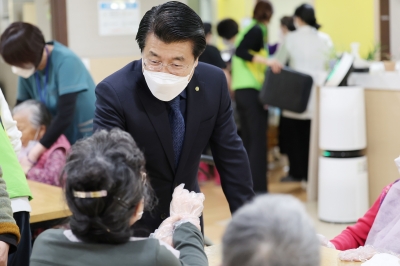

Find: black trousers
235;89;268;193
279;116;311;181
8;211;31;266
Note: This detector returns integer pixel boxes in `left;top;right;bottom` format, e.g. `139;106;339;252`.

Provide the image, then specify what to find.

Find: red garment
27;135;70;187
331;182;395;250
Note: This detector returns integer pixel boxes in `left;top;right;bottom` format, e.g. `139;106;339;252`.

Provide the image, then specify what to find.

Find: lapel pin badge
195;86;200;92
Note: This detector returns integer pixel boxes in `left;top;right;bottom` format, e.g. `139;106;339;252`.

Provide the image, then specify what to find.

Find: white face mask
142;62;196;102
11;66;35;79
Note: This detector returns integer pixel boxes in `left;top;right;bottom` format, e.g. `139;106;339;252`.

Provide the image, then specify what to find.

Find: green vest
0;123;32;200
232;20;269;91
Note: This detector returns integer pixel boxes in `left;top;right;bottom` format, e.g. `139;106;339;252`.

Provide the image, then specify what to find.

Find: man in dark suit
93;1;255;235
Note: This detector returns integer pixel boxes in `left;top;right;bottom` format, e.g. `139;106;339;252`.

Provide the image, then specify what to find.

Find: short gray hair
12;100;51;129
222;194;320;266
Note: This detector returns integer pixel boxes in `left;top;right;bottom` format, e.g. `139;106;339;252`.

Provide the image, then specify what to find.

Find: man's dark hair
136;1;206;59
217;19;239;40
0;22;45;67
280;16;296;32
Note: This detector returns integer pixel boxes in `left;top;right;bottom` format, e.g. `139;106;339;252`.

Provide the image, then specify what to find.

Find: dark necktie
168;96;185;169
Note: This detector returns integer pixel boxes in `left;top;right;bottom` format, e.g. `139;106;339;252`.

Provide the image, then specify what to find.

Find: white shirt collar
296;25;316;32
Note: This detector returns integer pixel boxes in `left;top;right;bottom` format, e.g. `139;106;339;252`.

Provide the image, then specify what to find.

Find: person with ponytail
30;129;208;266
274;4;333;183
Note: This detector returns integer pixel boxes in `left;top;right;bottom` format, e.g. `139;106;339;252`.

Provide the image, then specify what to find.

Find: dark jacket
93;60;254;234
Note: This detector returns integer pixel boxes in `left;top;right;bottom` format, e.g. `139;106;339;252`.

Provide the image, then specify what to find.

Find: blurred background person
274;4;332;183
280;16;296;37
199;22;232;97
269;16;296;56
222;194;320;266
0;22;95;175
199;23;227;71
276;16;296;159
217;18;239;63
13;100;70;187
231;0;281;193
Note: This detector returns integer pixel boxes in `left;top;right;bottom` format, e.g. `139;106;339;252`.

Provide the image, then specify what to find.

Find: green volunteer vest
0;122;32;200
232;20;269;91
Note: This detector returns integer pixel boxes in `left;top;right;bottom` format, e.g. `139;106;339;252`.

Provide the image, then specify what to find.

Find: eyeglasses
143;58;192;75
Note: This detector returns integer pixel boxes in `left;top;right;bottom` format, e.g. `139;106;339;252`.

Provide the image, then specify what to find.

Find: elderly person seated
13;100;70;186
222;194;320;266
30;129;208;266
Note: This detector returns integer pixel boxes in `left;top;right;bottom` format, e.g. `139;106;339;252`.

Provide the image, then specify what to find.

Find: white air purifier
318;87;369;223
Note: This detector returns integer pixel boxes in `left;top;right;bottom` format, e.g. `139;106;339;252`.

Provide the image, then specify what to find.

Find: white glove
170;183;205;229
150;215;182;246
151;184;205;246
317;234;336;249
339;246;378;262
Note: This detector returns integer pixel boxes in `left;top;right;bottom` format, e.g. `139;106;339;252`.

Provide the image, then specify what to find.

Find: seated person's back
30;129;207;266
13;100;70;186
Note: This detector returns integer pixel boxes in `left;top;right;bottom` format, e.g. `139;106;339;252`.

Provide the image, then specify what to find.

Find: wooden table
205;246;362;266
28;180;71;223
321;247;362;266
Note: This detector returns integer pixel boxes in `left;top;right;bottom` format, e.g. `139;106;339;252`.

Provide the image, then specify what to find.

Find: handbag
259;67;313;113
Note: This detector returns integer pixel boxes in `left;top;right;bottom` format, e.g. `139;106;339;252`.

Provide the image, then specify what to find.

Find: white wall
199;0;213;23
66;0;187;58
34;0;51;41
390;0;400;59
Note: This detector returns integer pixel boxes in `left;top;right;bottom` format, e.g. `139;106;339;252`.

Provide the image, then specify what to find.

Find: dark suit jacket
93;60;254;234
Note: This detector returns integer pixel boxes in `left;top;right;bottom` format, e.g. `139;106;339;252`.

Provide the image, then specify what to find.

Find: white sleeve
0;89;22;154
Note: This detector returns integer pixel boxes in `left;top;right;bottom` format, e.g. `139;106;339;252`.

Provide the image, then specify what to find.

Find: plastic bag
339;246;378;262
170;183;205;224
339;246;400;262
317;234;336;249
150;215;182;246
150;184;205;246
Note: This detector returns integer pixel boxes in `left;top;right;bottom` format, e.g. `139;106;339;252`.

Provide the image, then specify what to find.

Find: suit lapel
175;73;205;180
137;77;176;173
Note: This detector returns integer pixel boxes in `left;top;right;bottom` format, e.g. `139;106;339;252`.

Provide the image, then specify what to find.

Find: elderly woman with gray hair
222;194;320;266
13;100;70;186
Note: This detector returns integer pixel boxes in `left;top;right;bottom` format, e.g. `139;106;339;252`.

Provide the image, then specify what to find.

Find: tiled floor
202;161;354;244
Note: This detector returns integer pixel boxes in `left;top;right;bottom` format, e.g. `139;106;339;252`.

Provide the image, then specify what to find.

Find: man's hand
0;241;9;266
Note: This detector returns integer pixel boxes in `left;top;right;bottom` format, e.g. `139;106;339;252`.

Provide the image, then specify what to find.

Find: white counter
348;72;400;90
